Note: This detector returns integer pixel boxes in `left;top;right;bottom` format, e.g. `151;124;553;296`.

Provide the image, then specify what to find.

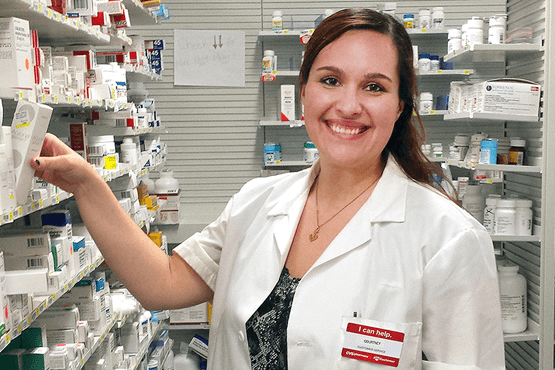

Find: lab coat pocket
337;316;422;369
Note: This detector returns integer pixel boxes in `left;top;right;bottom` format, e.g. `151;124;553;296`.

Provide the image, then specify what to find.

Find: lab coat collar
268;156;408;259
267;156;407;223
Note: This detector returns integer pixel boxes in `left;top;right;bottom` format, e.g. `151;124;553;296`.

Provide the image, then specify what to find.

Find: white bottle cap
264;50;275;57
498;264;519;273
273;10;282;17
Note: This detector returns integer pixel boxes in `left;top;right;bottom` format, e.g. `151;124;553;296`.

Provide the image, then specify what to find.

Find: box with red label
474;78;541;118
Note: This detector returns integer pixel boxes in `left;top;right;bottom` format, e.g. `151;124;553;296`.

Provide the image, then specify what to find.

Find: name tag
341;322;405;367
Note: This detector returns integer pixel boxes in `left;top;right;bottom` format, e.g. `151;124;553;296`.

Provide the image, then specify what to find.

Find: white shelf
123;0;159;25
86;125;164;137
265;160;311;167
444;159;542;173
417;69;474;77
0;256;105;353
443;43;543;63
0;191;72;227
259;120;304;127
491;235;541;242
165;323;210;330
443;111;540;123
0;0;111;46
406;28;449;36
503;319;540;342
419;110;449;117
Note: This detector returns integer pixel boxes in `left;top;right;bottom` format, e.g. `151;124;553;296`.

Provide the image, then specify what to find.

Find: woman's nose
335;87;363;117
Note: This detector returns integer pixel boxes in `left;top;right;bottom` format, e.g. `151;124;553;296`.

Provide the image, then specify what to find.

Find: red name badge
341;323;405;367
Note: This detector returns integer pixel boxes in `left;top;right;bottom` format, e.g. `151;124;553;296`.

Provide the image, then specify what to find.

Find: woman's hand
30;133;98;195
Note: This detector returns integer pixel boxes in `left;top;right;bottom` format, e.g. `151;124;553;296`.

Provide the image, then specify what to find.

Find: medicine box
170;302;209;324
5;268;49;294
23;347;50;370
280;85;295;121
11;100;53;205
0;17;34;96
0;230;52;257
475;78;541;117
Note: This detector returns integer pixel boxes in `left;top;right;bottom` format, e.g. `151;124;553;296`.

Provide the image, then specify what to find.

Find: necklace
309;175;380;242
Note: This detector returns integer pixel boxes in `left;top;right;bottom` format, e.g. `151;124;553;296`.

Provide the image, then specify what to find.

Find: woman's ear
397;100;405;120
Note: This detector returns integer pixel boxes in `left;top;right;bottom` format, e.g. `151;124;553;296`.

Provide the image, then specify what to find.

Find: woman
32;8;505;369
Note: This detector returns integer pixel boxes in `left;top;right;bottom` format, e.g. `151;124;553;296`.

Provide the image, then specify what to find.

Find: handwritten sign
174;30;245;87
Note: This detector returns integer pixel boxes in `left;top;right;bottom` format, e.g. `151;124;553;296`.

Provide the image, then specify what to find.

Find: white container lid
432;7;444;11
467;17;484;28
264;50;275;57
497;198;517;208
419;9;431;15
498;264;519;273
489;15;507;27
454;134;470;145
448;29;462;38
273;10;282;17
485;197;499;206
515;198;533;208
420;92;433;101
510;138;526;147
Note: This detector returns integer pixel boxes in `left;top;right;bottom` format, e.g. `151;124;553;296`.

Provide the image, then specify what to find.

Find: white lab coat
173;157;505;369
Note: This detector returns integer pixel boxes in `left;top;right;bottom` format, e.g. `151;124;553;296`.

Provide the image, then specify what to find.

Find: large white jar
155;169;179;194
462;184;485;223
498;264;527;334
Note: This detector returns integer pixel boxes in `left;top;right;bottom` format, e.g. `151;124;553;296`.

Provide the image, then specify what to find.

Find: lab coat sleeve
172;195;235;291
421;226;505;369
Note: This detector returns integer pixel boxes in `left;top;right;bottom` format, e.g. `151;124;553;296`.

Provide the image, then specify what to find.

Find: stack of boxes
0;17;34;99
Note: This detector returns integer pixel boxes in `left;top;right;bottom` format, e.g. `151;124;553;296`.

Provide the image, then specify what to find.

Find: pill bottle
303;141;319;164
403;14;414;29
508;138;526;165
498;264;527;334
448;29;462;54
148;359;159;370
494;198;516;235
515;198;533;236
141;172;156;194
432;7;444;29
429;55;440;71
483;195;500;234
419;9;431;30
421;144;432;156
272;11;283;31
262;50;276;74
467;17;484;46
479;138;498;164
418;53;431;72
264;142;282;164
419;92;433;114
155;169;180;194
462;183;485;223
120;137;138;166
88;135;116;156
461;23;469;48
488;15;507;44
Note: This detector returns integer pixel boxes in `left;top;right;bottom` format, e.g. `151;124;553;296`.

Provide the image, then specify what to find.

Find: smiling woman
31;8;506;370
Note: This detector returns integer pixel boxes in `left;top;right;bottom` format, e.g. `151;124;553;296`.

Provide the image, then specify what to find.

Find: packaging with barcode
42;209;73;240
4;253;54;273
0;230;52;257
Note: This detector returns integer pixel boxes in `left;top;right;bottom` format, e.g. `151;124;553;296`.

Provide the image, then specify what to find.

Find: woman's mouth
328;122;369;136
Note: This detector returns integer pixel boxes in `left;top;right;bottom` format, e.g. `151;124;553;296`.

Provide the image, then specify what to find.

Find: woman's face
301;30;404;170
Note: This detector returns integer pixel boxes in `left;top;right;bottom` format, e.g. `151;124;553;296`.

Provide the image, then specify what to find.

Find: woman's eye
366;83;384;92
321;77;339;86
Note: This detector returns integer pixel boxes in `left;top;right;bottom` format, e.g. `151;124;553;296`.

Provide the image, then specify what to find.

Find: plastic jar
494;198;517;235
462;184;485;223
88;135;116;156
262;50;276;74
418;53;431;72
498;264;527;334
461;23;469;48
272;10;283;31
467;17;484;46
419;92;433;114
155;169;179;194
403;14;414;29
419;9;431;30
483;195;500;234
141;173;156;194
148;359;159;370
515;198;533;236
264;142;281;164
429;55;440;71
448;29;462;54
508;138;526;165
488;15;507;44
432;7;444;29
303;141;319;164
120;137;138;166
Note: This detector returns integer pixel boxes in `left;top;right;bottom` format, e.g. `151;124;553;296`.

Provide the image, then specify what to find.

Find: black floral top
246;267;301;370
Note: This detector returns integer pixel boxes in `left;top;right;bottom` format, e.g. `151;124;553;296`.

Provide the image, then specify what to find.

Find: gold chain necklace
309;175;380;242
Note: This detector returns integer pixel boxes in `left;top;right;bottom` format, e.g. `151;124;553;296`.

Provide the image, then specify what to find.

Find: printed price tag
341;323;405;367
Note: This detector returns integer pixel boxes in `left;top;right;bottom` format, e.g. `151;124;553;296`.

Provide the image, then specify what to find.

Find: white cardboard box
475;78;541;117
0;17;34;96
280;84;295;121
11;100;53;204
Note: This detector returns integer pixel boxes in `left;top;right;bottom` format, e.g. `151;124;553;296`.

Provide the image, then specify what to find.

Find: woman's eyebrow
365;72;393;82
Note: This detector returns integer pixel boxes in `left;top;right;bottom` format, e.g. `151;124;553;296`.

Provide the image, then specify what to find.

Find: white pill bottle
498;264;528;334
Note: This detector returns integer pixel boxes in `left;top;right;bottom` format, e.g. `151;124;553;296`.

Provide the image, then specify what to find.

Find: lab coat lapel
310;158;408;269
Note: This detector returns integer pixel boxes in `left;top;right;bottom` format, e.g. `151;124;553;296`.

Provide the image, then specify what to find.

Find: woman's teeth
329;123;366;135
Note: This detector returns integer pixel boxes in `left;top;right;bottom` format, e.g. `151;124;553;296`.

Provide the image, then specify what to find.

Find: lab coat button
238;331;245;342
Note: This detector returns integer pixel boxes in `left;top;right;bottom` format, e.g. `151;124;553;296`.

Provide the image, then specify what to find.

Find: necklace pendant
309;227;320;242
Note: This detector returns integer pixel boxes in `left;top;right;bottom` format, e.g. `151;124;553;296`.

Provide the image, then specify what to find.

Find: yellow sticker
104;155;117;170
27;317;31;325
15;122;30;129
18;325;22;333
36;308;40;315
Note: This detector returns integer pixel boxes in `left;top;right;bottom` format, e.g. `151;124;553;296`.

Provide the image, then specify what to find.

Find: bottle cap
498;264;519;273
272;10;282;17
